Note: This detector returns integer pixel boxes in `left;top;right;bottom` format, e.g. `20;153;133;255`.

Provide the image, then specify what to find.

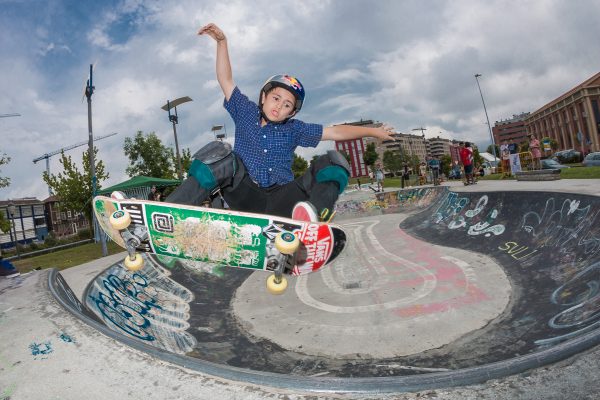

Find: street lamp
7;202;21;259
211;125;227;141
474;74;498;163
162;96;193;180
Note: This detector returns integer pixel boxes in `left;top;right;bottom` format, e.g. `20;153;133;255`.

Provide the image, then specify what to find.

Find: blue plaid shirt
224;87;322;187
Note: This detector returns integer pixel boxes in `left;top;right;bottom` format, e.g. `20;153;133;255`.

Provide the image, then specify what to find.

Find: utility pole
474;74;498;163
162;96;193;180
84;64;108;257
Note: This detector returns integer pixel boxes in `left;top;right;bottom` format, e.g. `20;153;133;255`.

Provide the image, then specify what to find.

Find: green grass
12;241;124;273
559;165;600;178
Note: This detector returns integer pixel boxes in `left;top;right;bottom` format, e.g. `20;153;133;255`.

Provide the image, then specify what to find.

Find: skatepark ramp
49;186;600;393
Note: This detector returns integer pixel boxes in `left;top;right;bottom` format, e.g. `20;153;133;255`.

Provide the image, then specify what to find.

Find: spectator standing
428;155;441;185
529;134;542;170
375;165;384;192
148;186;161;201
460;142;475;185
401;162;410;189
500;141;511;178
418;162;427;185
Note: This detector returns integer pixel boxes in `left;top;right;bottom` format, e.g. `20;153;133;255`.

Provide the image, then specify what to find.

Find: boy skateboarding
166;23;395;222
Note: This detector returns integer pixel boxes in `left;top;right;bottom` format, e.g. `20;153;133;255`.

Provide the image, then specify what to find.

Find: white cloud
1;0;600;201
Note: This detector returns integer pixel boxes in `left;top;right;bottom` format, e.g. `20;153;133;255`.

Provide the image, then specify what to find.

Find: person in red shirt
460;142;475;185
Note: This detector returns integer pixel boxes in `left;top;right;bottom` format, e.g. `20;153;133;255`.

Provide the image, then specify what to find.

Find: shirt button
263;135;266;138
269;168;272;172
264;149;267;153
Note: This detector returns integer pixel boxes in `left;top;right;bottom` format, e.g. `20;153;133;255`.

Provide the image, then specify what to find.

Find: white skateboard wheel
266;274;288;295
274;231;299;255
110;210;131;230
124;253;144;271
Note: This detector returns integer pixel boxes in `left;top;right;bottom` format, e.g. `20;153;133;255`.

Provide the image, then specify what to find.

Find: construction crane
33;132;118;195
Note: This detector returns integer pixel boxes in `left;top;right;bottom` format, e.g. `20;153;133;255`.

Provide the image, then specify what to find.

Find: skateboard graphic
93;193;346;294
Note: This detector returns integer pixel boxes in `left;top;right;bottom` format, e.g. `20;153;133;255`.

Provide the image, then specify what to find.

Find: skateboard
93;193;346;295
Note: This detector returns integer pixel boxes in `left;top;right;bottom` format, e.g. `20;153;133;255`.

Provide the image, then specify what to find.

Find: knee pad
314;150;351;194
188;141;239;191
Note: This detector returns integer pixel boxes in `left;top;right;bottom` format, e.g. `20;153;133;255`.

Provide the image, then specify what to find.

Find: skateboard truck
109;209;144;271
265;232;300;295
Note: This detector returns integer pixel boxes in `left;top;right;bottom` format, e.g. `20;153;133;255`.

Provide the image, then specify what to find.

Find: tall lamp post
211;125;227;141
162;96;193;180
7;202;21;259
474;74;497;163
84;64;108;257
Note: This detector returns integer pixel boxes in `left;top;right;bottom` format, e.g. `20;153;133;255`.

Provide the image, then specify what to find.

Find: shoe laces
319;208;336;223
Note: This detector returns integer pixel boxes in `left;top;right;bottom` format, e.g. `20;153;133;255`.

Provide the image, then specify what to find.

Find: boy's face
261;87;297;122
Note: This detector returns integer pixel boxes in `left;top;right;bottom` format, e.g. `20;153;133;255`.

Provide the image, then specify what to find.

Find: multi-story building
428;136;453;158
0;198;48;249
44;196;90;238
334;120;380;177
492;112;530;146
526;72;600;154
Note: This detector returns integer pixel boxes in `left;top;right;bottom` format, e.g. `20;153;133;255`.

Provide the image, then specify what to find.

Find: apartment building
526;72;600;154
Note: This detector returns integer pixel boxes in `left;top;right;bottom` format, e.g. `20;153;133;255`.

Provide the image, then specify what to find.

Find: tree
440;154;452;177
292;153;308;178
123;131;175;179
363;143;378;173
43;148;109;226
382;150;402;176
473;148;483;167
180;148;192;178
339;150;351;163
486;144;500;157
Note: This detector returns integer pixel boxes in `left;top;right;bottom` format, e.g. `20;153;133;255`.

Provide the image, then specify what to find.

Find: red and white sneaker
292;201;319;223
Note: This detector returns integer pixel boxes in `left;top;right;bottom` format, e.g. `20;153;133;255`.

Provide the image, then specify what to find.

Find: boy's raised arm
322;124;396;142
198;23;235;100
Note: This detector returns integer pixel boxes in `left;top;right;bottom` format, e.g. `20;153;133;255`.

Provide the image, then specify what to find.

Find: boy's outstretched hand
198;23;226;42
372;124;396;141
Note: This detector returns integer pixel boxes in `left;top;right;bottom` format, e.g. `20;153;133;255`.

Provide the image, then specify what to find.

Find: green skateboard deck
93;195;346;276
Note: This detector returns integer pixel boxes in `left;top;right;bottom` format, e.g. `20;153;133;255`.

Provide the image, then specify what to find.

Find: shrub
45;234;58;247
77;229;92;240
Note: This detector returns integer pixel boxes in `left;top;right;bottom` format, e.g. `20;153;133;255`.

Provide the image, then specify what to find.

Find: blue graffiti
88;272;162;341
30;341;53;357
59;333;74;343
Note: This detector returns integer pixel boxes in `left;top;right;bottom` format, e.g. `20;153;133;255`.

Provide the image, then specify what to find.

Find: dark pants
167;153;340;218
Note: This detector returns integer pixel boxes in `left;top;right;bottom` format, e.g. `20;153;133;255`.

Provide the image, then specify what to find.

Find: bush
77;229;92;240
45;234;58;247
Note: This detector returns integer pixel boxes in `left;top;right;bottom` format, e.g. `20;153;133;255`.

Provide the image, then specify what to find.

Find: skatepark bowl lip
48;186;600;394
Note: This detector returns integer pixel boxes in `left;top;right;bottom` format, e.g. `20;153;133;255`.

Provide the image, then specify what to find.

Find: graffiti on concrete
434;192;505;237
86;256;197;354
519;197;600;346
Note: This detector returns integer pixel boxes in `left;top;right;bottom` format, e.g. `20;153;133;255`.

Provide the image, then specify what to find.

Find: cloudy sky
1;0;599;200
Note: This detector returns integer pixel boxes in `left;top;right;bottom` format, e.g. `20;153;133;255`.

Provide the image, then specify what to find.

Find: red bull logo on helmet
283;75;302;91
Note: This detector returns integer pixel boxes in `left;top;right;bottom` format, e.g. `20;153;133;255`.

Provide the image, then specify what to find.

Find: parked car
582;152;600;167
542;158;569;169
552;149;581;164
